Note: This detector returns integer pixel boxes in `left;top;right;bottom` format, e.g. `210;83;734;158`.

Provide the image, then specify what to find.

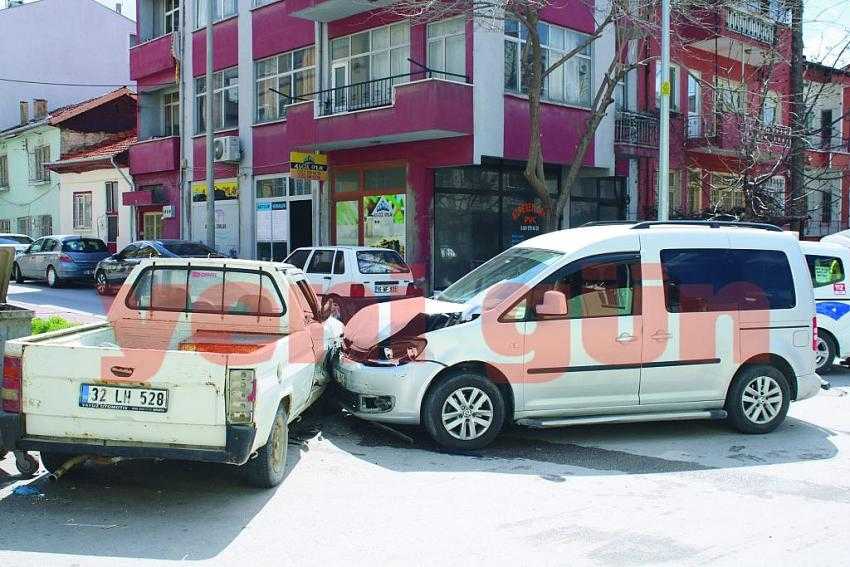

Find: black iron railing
615;111;659;148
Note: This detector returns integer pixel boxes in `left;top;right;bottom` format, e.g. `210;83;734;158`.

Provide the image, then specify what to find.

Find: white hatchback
800;240;850;372
284;246;418;320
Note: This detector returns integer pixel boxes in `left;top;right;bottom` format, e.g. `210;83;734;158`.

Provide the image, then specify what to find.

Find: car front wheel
95;271;110;295
422;370;505;451
726;365;790;434
12;263;24;284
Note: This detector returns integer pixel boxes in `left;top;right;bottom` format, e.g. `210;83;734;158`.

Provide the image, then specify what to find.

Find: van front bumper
12;425;256;465
334;355;444;425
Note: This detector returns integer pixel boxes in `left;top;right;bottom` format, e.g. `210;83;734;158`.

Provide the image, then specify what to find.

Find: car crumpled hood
342;297;469;350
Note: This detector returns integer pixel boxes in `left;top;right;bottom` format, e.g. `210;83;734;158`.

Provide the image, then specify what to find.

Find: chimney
115;2;121;14
33;99;48;120
19;101;28;125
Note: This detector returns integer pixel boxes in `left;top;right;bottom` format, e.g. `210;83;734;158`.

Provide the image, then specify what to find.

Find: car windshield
438;247;563;304
1;235;32;245
161;241;220;257
62;238;107;252
357;250;409;274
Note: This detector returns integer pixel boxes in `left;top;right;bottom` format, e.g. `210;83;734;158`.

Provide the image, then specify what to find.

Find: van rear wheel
244;404;288;488
725;365;790;434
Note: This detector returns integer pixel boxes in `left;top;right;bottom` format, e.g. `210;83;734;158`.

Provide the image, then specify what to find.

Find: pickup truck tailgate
21;344;228;447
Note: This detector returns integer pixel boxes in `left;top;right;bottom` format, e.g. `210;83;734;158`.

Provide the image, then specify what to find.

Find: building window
716;78;746;113
195;67;239;133
163;91;180;136
0;155;8;188
657;170;682;214
762;91;780;125
164;0;180;33
426;17;466;81
143;212;164;240
195;0;237;28
710;173;745;210
20;214;52;238
105;181;118;213
255;47;315;123
687;169;703;214
655;62;680;112
330;22;410;88
252;0;278;7
73;192;93;230
0;219;10;232
504;18;592;107
31;145;50;183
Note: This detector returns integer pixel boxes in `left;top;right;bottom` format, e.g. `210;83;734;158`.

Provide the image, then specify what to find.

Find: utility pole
205;0;216;249
657;0;671;221
788;0;806;232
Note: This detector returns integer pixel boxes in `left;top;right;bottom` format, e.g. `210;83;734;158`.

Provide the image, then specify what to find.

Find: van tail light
406;283;421;297
58;254;74;263
813;316;819;351
226;369;255;424
350;283;366;298
2;355;23;413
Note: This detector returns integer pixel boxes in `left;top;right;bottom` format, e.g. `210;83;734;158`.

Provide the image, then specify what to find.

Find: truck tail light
350;283;366;298
2;355;23;413
58;254;74;263
226;369;255;424
813;316;818;351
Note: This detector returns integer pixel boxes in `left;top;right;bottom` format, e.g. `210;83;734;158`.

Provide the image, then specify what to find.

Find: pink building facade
128;0;619;290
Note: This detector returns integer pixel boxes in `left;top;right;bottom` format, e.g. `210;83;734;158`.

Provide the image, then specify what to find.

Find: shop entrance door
290;200;312;251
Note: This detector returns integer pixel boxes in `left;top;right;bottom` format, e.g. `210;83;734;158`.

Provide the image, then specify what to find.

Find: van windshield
439;247;563;304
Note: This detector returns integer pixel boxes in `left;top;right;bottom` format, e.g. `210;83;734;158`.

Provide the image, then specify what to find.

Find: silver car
12;235;110;288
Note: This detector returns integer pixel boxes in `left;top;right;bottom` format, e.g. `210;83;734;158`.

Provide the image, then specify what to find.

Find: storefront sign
190;200;240;257
510;202;545;245
290;152;328;181
363;194;406;256
191;179;240;199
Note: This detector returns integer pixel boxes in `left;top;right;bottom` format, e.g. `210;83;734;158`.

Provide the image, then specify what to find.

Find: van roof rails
630;220;783;232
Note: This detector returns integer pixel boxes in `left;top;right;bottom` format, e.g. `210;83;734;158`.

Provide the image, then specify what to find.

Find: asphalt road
1;286;849;566
6;281;110;324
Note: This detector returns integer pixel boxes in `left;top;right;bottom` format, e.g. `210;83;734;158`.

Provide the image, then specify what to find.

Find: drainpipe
110;154;136;245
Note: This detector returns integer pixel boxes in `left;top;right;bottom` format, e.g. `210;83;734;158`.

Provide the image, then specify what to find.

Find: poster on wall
335;201;359;246
191;200;240;257
256;202;288;243
509;201;545;246
363;194;406;256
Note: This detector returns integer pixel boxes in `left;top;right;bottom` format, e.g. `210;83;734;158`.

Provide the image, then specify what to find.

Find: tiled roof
0;87;136;135
55;132;137;163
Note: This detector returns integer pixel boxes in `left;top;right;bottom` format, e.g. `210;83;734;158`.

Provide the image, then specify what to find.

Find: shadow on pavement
0;432;310;561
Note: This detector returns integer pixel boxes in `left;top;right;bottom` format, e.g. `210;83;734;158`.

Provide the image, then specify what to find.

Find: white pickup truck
0;258;342;487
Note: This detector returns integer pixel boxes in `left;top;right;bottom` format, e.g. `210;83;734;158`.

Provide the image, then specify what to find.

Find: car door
517;252;643;414
105;244;136;286
638;232;739;405
331;250;347;293
36;238;57;278
19;238;43;278
305;249;335;296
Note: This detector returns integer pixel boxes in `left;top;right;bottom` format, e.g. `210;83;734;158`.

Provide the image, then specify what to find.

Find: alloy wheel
95;272;107;294
741;375;783;425
441;386;494;441
815;336;830;368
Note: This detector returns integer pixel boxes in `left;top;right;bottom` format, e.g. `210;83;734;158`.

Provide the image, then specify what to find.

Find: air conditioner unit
214;136;241;163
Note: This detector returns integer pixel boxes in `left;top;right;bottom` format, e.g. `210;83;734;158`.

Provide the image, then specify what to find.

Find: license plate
374;285;397;295
79;384;168;413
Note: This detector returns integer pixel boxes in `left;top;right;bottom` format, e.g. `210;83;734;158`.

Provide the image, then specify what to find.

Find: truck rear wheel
244;404;289;488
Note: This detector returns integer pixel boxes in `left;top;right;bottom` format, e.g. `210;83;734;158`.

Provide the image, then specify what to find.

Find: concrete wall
57;167;134;250
0;0;135;130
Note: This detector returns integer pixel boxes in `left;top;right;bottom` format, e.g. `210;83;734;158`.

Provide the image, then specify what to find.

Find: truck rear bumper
13;425;256;465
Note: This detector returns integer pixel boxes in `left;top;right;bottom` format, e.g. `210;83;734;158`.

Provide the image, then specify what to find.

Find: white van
335;221;821;450
800;240;850;372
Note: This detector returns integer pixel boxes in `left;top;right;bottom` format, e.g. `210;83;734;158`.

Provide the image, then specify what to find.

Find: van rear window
661;249;795;312
127;266;286;316
806;255;844;288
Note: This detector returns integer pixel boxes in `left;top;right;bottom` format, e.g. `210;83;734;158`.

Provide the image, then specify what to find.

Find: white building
0;0;135;130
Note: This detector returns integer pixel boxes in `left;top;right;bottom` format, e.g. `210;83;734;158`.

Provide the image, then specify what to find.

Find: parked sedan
0;233;33;255
13;236;109;287
95;239;222;295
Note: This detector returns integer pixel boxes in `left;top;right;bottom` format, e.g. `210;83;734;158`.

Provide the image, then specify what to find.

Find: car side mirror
535;290;568;317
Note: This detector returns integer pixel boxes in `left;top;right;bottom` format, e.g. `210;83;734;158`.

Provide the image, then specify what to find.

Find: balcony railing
314;70;469;117
725;6;776;44
615;111;659;148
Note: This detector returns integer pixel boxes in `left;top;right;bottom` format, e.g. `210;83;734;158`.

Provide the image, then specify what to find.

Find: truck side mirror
534;290;568;317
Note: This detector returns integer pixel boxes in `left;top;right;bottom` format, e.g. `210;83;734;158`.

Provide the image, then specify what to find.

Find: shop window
364;167;406;191
143;212;164;240
569;178;625;227
334;170;360;193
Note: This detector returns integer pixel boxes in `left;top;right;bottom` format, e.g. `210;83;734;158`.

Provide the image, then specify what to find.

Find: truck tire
13;263;24;284
422;370;505;451
725;365;790;434
39;451;78;474
244;404;289;488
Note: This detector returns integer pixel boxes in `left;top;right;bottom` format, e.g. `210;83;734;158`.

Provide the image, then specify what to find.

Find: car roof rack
630;220;783;232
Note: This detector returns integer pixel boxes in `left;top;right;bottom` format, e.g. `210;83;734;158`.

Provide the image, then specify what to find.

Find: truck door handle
615;333;637;343
651;330;672;341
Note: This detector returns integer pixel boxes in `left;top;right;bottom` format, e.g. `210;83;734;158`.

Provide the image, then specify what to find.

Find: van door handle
615;333;637;343
323;276;332;280
651;330;672;341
